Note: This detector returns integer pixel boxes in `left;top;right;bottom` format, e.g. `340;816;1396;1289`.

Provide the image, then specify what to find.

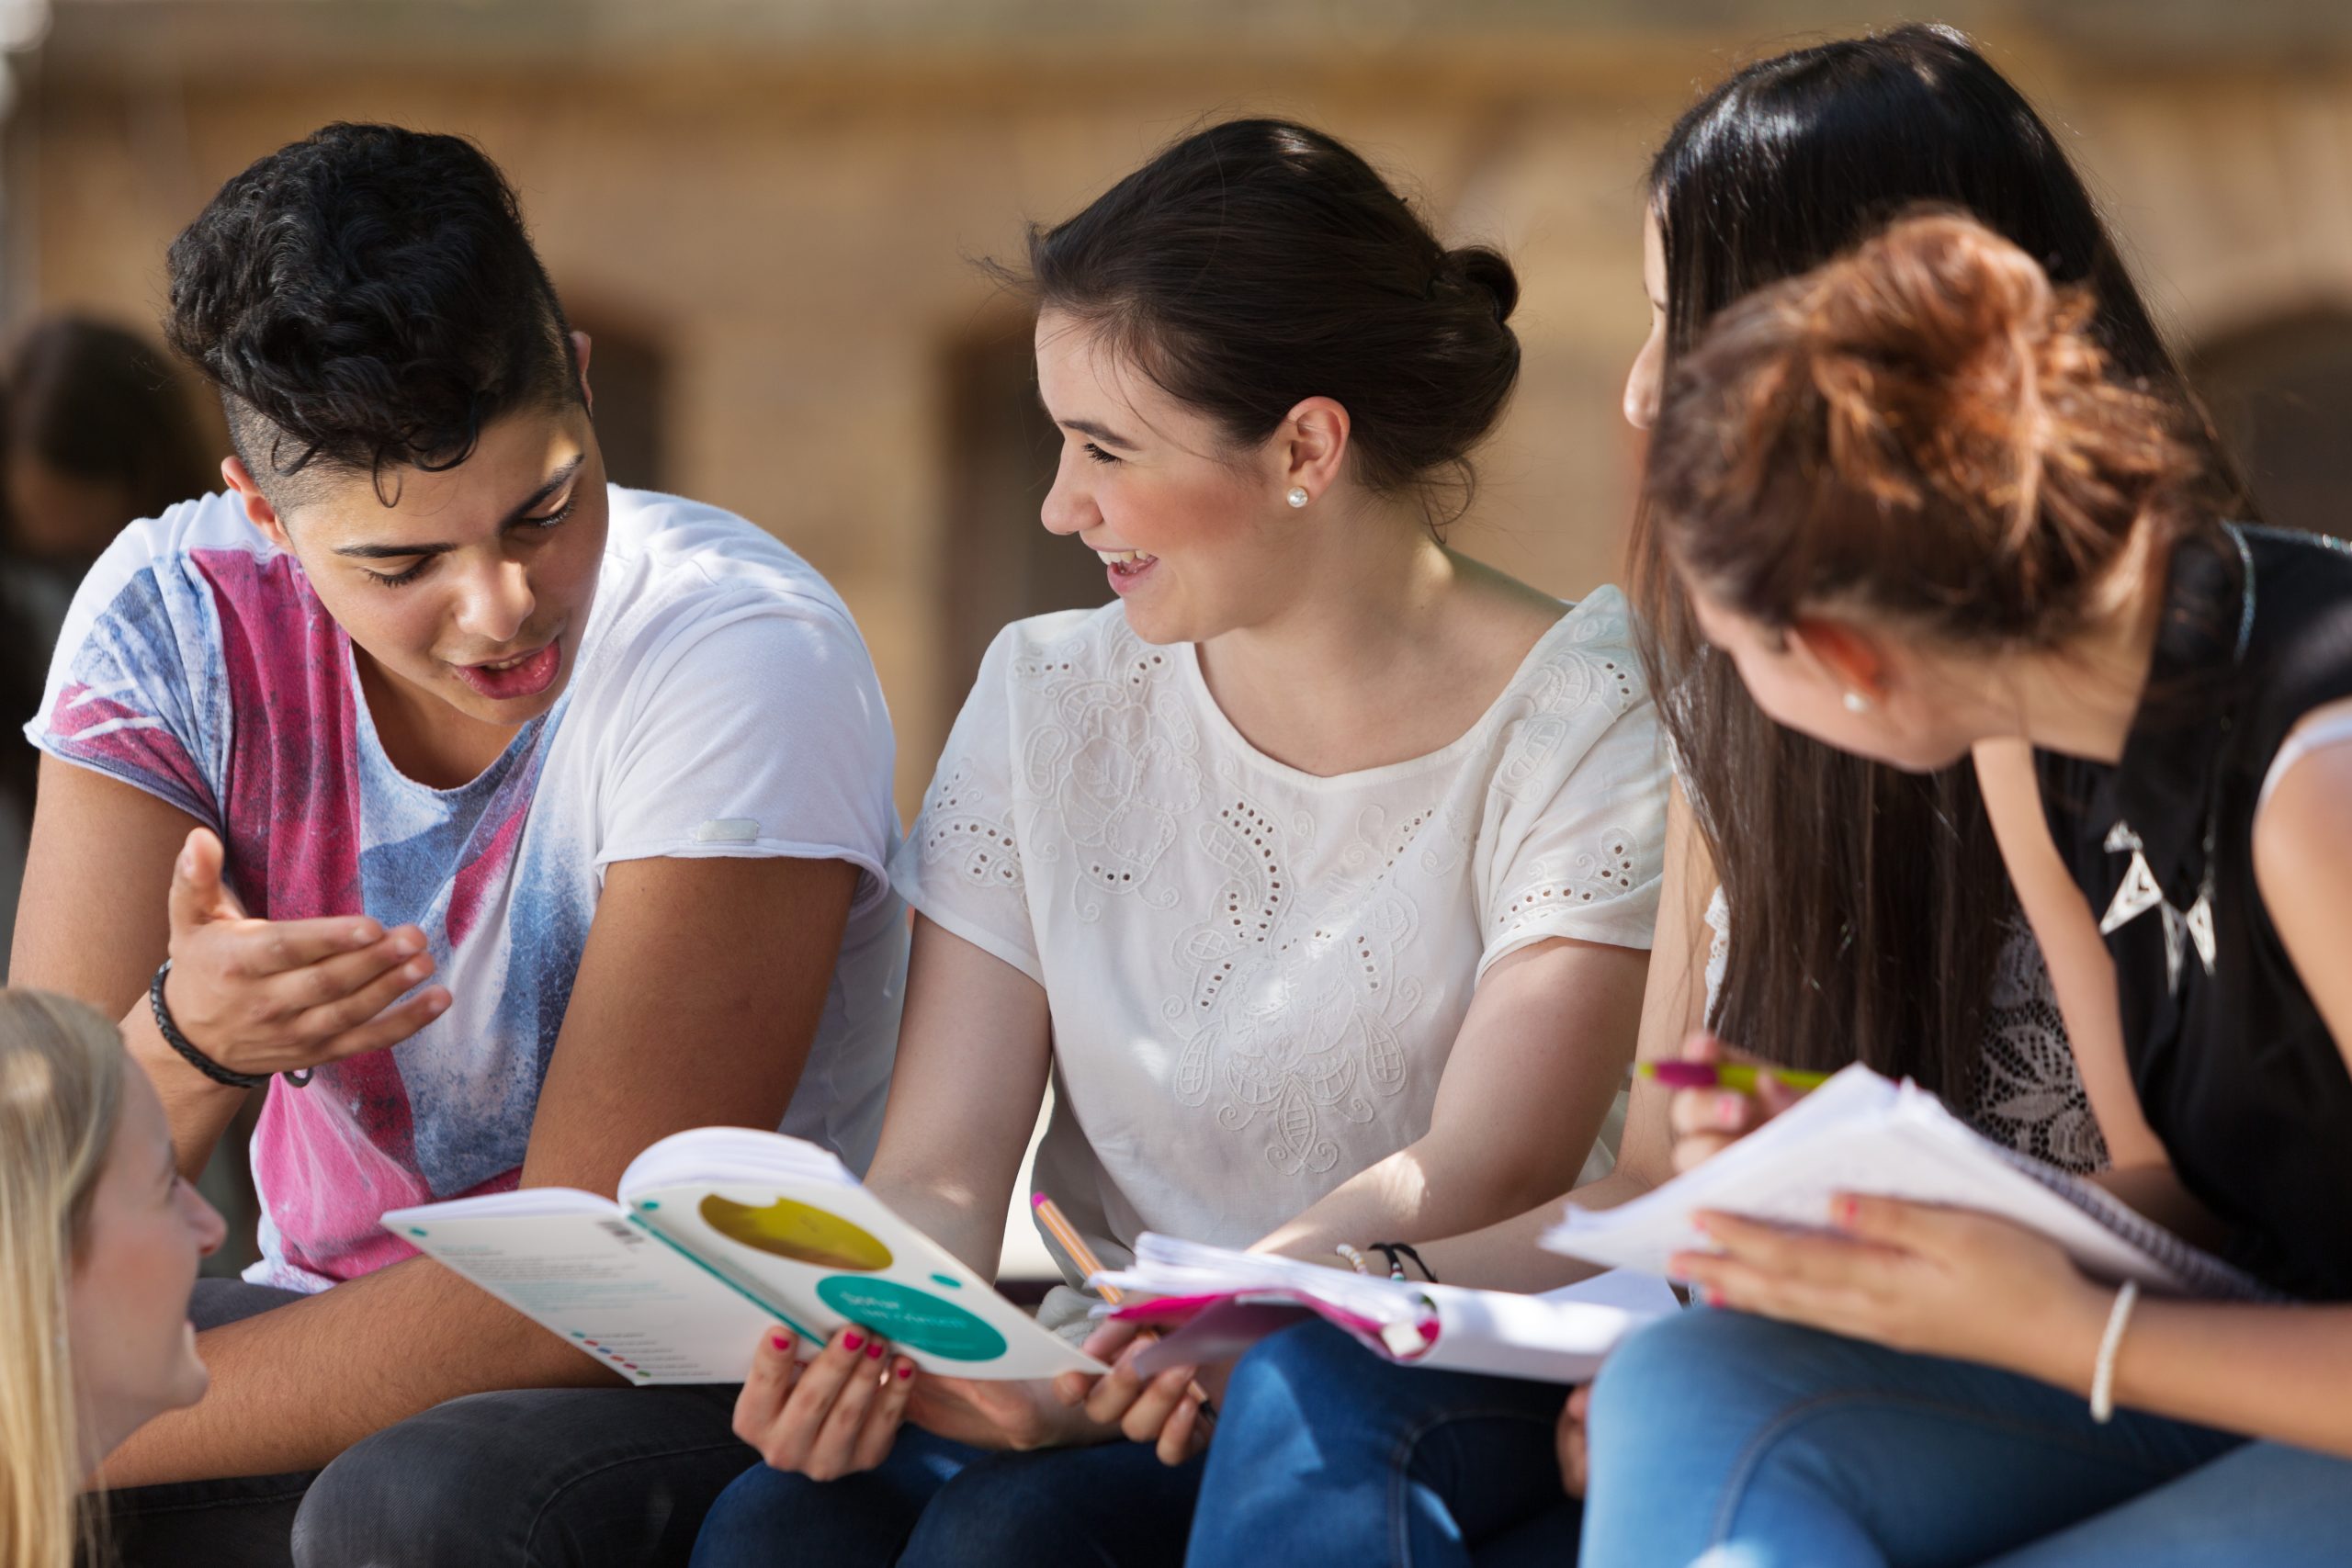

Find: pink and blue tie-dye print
40;532;578;1287
32;488;910;1292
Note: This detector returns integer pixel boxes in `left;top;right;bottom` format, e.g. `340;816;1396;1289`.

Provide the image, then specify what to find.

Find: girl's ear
1276;396;1351;503
1788;615;1889;703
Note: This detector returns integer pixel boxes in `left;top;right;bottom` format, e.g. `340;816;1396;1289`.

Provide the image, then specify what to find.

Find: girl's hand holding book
731;1325;917;1482
731;1322;1102;1479
1051;1317;1215;1468
1668;1197;2112;1387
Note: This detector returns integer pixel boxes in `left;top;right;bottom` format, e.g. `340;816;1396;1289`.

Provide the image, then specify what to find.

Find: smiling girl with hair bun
692;117;1669;1568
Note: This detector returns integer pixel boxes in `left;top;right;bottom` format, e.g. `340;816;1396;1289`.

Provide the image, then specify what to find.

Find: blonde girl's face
64;1064;224;1465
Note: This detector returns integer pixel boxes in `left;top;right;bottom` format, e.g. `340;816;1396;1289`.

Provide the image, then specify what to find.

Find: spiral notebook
1541;1065;2268;1301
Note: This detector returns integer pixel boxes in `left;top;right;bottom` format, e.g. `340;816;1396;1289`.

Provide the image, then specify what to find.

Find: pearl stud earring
1285;487;1310;509
1842;690;1871;714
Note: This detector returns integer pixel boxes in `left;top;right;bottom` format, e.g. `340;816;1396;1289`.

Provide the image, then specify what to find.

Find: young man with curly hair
12;124;909;1567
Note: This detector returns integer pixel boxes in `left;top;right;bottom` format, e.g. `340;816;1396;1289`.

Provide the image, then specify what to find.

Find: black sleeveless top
2039;525;2352;1301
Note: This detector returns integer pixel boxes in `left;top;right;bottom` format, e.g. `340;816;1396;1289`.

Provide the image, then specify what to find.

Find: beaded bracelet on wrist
1371;1242;1439;1284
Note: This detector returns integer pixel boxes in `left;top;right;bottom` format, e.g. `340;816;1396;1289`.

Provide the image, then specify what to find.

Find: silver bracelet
2089;1280;2140;1424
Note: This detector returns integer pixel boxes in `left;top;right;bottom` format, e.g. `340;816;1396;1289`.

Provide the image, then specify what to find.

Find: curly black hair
164;123;580;502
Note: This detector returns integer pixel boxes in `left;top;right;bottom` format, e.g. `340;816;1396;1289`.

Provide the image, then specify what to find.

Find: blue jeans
691;1425;1205;1568
1580;1307;2352;1567
1186;1321;1581;1567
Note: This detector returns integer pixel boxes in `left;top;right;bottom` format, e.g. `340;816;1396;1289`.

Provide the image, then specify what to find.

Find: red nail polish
865;1339;885;1359
896;1362;913;1380
770;1333;792;1352
1704;1287;1725;1308
842;1331;864;1352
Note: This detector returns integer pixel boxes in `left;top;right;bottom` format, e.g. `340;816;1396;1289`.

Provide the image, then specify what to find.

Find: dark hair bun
1009;118;1521;517
1436;245;1520;326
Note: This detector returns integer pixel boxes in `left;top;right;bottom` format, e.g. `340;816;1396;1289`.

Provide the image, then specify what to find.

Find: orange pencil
1032;1193;1216;1424
1032;1192;1125;1303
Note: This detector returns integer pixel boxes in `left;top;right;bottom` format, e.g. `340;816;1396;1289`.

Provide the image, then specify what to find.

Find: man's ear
221;457;293;553
571;330;594;416
1788;615;1889;703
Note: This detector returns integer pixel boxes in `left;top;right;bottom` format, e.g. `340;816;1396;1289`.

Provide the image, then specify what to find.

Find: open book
1093;1234;1679;1384
382;1128;1103;1384
1543;1066;2268;1300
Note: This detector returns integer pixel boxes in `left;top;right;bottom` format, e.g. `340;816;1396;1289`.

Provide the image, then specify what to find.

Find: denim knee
897;1446;1199;1568
1223;1320;1371;1426
1588;1306;1826;1449
292;1385;745;1568
292;1393;532;1567
897;1455;1090;1568
690;1464;820;1568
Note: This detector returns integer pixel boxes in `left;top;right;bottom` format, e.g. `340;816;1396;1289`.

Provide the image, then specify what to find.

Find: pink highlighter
1635;1061;1833;1093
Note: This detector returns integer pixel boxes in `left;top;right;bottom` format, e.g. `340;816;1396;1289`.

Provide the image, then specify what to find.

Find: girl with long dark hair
1582;206;2352;1568
1185;28;2219;1564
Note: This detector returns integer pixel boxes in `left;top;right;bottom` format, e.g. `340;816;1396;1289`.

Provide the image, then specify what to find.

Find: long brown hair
1634;25;2230;1101
1652;211;2211;644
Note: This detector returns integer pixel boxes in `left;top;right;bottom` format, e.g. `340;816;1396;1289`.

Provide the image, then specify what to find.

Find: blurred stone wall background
6;1;2352;1279
10;1;2351;814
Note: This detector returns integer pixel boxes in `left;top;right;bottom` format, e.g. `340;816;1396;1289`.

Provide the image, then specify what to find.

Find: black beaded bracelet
1371;1242;1438;1284
149;960;292;1089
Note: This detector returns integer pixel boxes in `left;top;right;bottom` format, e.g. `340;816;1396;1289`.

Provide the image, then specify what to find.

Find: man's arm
97;852;860;1484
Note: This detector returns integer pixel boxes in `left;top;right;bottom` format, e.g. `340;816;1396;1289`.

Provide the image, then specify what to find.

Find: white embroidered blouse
890;592;1669;1275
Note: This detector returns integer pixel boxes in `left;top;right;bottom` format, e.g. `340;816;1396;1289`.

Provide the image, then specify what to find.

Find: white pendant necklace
2098;527;2253;997
2098;820;2217;993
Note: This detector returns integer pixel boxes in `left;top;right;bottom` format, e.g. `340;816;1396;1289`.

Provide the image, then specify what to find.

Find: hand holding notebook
1543;1065;2267;1300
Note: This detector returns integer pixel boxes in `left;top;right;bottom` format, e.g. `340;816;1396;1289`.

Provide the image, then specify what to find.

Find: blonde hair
0;989;127;1568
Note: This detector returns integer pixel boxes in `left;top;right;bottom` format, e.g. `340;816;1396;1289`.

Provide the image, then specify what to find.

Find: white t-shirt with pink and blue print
28;486;908;1292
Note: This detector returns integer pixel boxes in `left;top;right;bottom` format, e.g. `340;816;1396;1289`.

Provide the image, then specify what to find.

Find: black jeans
98;1279;757;1567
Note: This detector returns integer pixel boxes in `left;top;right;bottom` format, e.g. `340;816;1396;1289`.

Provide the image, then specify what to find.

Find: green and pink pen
1634;1061;1833;1094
